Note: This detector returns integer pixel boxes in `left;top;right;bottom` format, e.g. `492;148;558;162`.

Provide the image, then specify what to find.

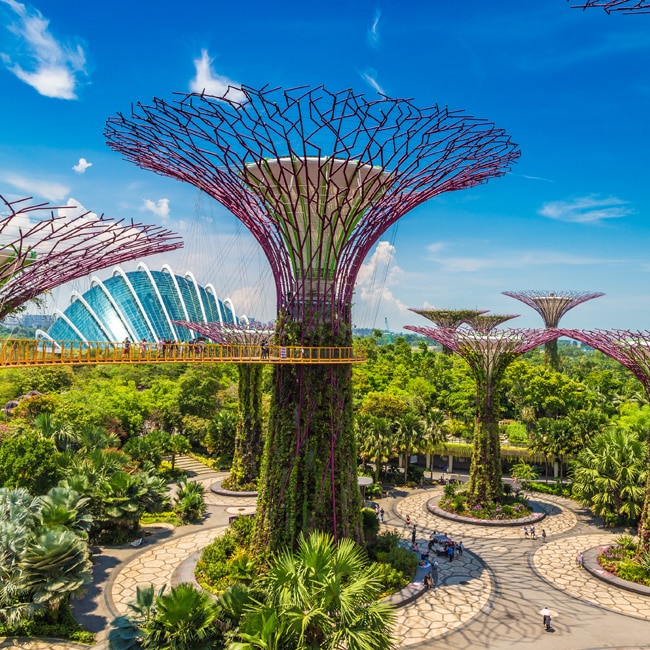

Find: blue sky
0;0;649;332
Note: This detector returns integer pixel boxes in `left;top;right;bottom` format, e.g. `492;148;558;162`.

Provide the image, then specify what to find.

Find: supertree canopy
408;308;488;354
106;85;520;549
503;290;604;370
463;313;519;335
406;319;559;503
0;195;182;320
562;328;650;551
571;0;650;12
176;320;273;489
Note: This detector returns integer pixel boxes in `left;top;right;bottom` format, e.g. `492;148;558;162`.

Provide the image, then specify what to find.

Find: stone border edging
210;480;258;497
0;637;92;649
172;550;204;590
582;545;650;597
427;498;546;527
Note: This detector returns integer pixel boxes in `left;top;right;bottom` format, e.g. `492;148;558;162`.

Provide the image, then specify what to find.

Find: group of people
121;336;208;358
523;525;546;542
372;503;385;523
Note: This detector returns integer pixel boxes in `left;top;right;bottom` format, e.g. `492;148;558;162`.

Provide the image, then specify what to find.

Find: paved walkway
5;467;650;649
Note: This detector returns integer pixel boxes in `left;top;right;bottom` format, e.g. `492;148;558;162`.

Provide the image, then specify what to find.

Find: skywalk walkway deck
0;339;365;368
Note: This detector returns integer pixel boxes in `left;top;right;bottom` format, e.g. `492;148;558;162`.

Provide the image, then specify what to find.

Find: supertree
174;320;273;489
562;328;650;551
502;291;604;370
0;195;182;319
408;308;488;354
105;85;520;550
571;0;650;13
406;317;560;504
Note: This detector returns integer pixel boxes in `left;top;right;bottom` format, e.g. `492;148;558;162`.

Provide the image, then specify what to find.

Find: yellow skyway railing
0;339;367;367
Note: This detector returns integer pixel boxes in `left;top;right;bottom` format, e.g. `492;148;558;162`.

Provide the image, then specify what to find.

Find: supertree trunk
545;338;561;371
255;316;361;550
229;363;264;488
467;378;503;504
638;455;650;552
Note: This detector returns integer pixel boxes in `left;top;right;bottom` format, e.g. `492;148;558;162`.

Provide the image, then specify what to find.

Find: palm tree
232;531;395;650
355;415;391;482
572;427;647;526
420;409;446;480
395;411;424;479
139;583;221;650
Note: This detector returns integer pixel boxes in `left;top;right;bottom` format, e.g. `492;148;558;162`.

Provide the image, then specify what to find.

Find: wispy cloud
0;0;87;99
143;198;170;220
189;49;246;102
539;195;633;224
367;9;381;48
356;241;409;315
426;241;620;273
72;157;92;174
0;171;69;201
359;67;384;95
522;174;554;183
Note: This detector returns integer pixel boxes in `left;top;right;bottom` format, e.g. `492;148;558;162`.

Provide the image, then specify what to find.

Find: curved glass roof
47;263;235;343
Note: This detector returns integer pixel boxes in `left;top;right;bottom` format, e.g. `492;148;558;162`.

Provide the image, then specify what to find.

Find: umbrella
539;608;558;618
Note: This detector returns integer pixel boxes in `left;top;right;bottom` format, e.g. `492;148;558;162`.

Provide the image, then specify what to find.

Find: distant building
21;314;56;330
40;263;236;343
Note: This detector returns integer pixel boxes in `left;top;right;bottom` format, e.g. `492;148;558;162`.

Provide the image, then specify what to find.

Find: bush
406;464;424;484
616;534;638;551
140;510;183;527
528;481;571;497
361;507;379;542
616;560;650;586
505;422;528;445
364;483;383;499
375;562;409;596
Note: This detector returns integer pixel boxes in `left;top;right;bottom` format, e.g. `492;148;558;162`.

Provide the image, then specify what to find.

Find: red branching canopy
562;329;650;390
503;290;604;328
405;324;560;380
105;86;520;321
172;320;274;346
0;194;182;319
571;0;650;12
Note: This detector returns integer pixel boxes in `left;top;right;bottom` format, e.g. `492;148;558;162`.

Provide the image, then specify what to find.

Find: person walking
458;541;464;556
411;524;417;546
530;525;536;540
405;515;411;528
540;608;552;631
523;525;529;538
379;507;385;523
541;529;547;543
424;572;433;590
432;558;439;586
447;543;454;562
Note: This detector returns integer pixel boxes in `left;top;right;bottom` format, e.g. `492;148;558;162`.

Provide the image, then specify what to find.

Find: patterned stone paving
393;488;578;541
534;533;650;620
109;527;226;615
392;548;492;645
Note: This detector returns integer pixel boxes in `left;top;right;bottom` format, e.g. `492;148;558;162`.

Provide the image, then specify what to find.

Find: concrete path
5;464;650;649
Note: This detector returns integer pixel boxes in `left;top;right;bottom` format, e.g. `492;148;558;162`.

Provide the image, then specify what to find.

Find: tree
0;432;62;494
232;531;395;650
571;427;646;526
355;414;391;482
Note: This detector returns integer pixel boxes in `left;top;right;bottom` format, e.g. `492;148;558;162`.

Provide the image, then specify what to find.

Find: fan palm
38;486;93;539
139;583;221;650
232;531;395;650
572;427;647;526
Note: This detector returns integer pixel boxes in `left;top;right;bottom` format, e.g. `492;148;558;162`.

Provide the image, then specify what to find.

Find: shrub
375;562;409;596
616;560;650;586
406;464;424;484
364;483;383;499
616;534;638;551
362;507;380;542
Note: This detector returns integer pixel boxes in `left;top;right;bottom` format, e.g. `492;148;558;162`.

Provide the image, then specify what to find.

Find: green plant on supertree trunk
255;315;362;551
229;363;264;488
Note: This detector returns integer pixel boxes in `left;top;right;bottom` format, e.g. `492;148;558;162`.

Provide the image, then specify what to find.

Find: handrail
0;339;367;367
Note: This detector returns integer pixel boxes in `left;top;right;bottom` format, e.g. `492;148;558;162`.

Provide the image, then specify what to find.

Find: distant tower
407;315;559;503
106;85;519;550
562;328;650;552
571;1;650;13
0;195;181;319
408;308;488;354
502;290;604;370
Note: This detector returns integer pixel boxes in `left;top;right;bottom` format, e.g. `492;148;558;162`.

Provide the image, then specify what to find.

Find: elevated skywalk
0;339;366;368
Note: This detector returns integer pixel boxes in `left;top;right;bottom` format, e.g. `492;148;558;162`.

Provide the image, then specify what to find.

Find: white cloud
72;157;92;174
359;68;385;95
538;195;633;224
367;9;381;47
143;198;170;219
56;197;97;220
355;241;409;316
0;171;69;201
426;240;621;273
189;49;246;103
0;0;87;99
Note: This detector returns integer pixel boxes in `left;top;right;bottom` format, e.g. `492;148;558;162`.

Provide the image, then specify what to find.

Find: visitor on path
541;529;547;543
530;525;536;540
123;337;131;358
576;552;584;567
380;507;385;523
540;607;552;631
447;544;454;562
405;515;411;528
523;525;529;538
424;572;433;589
260;342;269;359
432;558;440;585
458;541;464;556
412;525;417;545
